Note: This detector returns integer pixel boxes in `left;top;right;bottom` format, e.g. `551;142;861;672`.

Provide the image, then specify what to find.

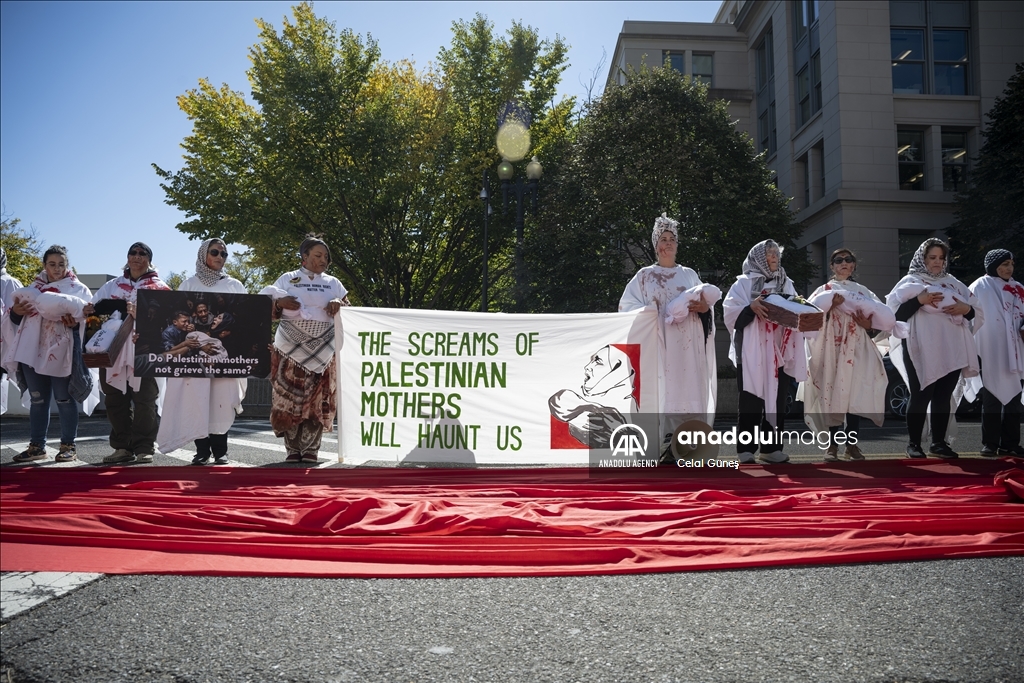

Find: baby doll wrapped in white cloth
12;286;87;322
260;285;312;320
886;282;963;325
664;283;722;325
808;289;899;333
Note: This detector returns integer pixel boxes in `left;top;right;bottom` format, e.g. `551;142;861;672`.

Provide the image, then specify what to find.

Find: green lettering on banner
417;423;480;450
358;331;391;356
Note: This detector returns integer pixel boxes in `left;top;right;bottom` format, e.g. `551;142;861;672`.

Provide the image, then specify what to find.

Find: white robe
968;275;1024;405
0;272;20;415
803;280;888;431
723;274;808;428
619;264;718;425
156;276;248;454
885;274;982;391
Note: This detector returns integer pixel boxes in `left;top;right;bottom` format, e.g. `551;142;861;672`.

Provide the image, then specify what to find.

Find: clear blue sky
1;1;720;280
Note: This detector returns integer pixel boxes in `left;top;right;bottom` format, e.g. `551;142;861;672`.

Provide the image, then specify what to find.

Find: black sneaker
979;445;999;457
997;445;1024;456
928;442;959;459
191;454;210;466
14;443;47;462
906;443;926;459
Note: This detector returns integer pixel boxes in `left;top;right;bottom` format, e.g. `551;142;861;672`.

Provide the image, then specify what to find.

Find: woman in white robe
968;249;1024;456
86;242;171;464
156;239;248;464
0;247;23;415
723;240;807;464
803;249;890;461
885;238;981;459
619;214;718;456
2;245;93;462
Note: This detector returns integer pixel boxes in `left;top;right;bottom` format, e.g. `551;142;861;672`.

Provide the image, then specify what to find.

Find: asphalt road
2;415;1022;682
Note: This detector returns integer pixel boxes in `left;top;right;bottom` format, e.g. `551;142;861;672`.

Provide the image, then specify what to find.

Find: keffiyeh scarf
194;238;227;287
742;239;788;295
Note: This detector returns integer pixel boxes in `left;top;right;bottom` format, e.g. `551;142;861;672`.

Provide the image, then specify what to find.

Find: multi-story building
607;0;1022;295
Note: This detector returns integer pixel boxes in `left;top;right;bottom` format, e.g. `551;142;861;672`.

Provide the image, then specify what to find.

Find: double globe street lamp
480;111;543;312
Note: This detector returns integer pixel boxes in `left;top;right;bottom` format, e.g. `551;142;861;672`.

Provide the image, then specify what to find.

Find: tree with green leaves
525;67;810;313
1;213;43;285
155;3;572;310
947;63;1023;279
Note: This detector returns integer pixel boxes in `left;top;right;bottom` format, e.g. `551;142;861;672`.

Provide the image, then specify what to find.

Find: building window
899;231;931;271
756;29;776;156
897;129;925;190
692;54;713;86
933;30;968;95
663;51;685;74
890;1;970;95
793;0;821;127
941;130;967;191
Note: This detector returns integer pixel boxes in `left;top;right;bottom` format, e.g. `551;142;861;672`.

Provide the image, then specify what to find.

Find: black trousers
903;351;960;447
195;433;229;458
980;385;1022;450
829;414;861;447
736;367;790;454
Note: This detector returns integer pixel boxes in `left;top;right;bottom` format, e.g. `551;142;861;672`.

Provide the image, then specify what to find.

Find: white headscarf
907;238;950;284
742;239;787;295
651;213;679;250
194;238;227;288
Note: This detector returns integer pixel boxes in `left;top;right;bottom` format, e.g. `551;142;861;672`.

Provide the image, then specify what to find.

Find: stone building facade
607;0;1023;295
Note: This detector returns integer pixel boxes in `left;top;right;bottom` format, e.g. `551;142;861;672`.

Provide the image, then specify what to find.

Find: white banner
336;307;661;464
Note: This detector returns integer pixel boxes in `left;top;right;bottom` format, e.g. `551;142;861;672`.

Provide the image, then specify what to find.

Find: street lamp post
479;171;493;312
496;156;543;311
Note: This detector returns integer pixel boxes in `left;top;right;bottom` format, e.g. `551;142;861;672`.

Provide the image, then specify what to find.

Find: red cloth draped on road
2;460;1022;577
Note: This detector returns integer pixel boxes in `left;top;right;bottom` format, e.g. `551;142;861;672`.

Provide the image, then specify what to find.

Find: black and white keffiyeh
277;319;335;374
742;239;787;294
907;238;950;283
194;238;227;288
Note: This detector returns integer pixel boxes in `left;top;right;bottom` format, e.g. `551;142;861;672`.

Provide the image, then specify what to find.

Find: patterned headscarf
984;249;1013;278
0;246;6;273
195;238;227;287
651;213;679;249
742;239;787;294
907;238;949;283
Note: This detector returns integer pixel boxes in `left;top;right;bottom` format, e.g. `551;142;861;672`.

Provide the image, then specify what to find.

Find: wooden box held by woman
264;236;350;464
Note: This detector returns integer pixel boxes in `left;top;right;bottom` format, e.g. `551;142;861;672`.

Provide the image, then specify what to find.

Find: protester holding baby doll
263;235;349;464
885;238;981;459
2;245;93;462
156;238;248;465
85;242;171;464
803;248;892;462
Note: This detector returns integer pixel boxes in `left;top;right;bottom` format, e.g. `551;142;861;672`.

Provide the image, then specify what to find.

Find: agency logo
609;423;648;458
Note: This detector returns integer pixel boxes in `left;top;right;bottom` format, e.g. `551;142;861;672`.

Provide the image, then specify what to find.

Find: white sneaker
738;453;756;464
103;449;136;464
758;451;790;464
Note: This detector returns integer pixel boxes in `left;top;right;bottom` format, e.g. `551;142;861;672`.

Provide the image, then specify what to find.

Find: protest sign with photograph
134;290;272;378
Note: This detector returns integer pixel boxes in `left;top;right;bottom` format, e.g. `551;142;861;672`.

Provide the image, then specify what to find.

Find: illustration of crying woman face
583;346;633;395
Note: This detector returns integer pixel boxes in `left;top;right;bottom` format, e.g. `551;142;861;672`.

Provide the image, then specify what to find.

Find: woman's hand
325;296;350;317
917;290;944;307
11;299;34;317
83;303;95;316
275;296;301;313
749;296;769;321
830;293;845;310
61;314;78;327
943;298;972;316
126;301;136;318
852;311;873;330
687;295;710;314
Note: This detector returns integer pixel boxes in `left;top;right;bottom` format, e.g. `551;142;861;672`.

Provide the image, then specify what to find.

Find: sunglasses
832;256;856;264
208;248;228;258
127;250;149;257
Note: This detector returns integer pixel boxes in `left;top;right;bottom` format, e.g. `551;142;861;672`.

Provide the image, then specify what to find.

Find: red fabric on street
2;460;1022;577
